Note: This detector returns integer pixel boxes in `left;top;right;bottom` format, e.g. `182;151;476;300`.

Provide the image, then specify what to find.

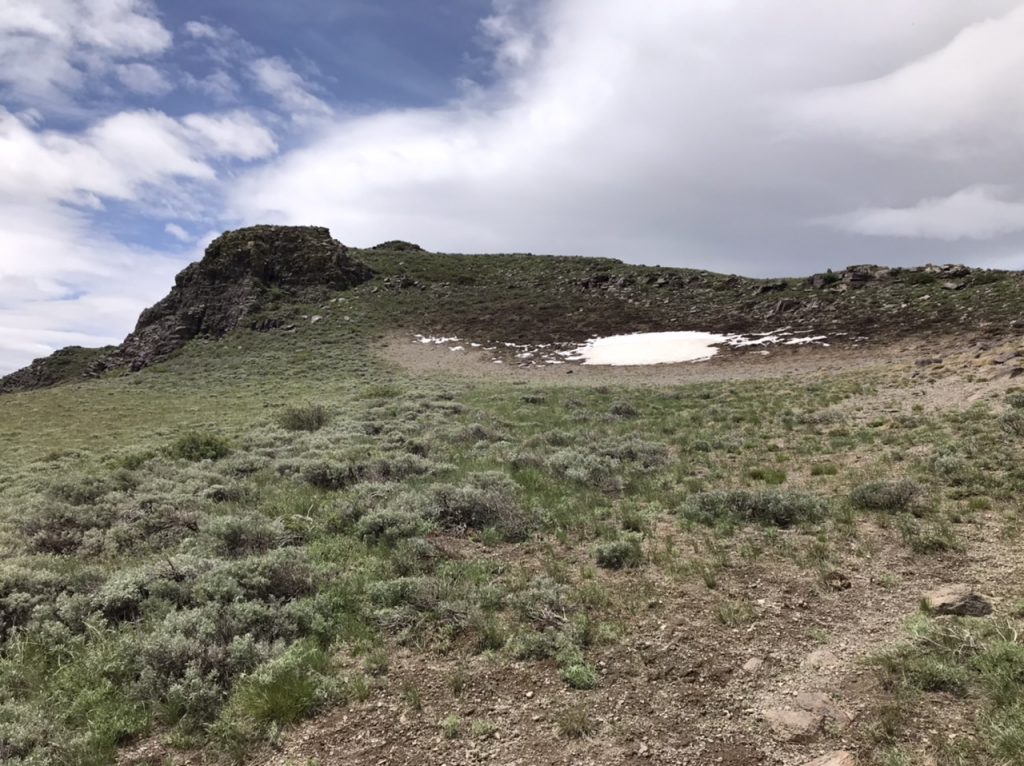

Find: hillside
1;226;1023;766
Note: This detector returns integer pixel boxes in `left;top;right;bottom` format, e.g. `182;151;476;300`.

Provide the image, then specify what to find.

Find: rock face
101;225;372;372
0;345;114;394
1;226;373;392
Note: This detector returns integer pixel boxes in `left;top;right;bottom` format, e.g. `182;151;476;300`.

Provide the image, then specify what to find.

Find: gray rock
762;707;823;742
741;657;763;674
796;691;853;727
804;649;840;669
106;226;372;372
923;585;992;616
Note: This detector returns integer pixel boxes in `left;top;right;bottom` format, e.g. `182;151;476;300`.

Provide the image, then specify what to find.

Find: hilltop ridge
3;224;1022;394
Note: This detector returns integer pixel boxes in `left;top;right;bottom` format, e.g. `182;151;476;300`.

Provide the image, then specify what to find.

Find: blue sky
2;0;1024;374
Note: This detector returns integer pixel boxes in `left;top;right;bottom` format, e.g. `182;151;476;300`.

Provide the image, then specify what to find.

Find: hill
0;226;1022;766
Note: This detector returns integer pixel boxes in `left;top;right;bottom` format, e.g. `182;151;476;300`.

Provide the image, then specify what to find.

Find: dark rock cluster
371;240;425;252
103;226;372;371
807;263;976;291
2;226;373;392
0;345;113;395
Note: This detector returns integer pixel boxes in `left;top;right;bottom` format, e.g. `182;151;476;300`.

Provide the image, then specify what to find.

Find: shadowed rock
106;226;372;371
0;345;114;394
1;226;373;391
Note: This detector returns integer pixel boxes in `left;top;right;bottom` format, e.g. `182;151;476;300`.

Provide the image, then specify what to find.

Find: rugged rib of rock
1;226;373;392
106;226;372;372
0;345;114;394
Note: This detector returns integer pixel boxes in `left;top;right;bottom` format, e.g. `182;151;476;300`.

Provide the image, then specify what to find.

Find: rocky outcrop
102;226;372;371
808;263;978;291
0;345;114;394
371;240;425;252
2;226;373;391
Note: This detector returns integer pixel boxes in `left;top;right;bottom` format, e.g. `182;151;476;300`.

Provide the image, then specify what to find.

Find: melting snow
413;329;830;367
565;330;830;366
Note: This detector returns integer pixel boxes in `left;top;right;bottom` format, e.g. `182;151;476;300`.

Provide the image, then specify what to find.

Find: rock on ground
922;585;992;616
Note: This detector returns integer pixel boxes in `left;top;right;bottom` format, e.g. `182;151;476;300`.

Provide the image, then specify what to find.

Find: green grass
874;616;1024;764
0;256;1020;764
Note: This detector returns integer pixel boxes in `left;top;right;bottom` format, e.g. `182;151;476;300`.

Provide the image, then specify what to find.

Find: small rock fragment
742;657;763;674
823;571;851;591
796;691;854;727
804;649;839;669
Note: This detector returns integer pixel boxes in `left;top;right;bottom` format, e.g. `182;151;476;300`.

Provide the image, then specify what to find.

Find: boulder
923;585;992;616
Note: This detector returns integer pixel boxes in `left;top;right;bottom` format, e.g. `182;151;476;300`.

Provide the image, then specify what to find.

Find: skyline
2;0;1024;374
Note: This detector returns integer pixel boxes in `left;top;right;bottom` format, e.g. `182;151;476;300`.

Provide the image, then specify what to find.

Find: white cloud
116;61;172;95
164;222;190;241
183;20;219;40
0;99;279;374
0;202;186;373
250;56;332;120
181;111;277;161
184;69;239;103
227;0;1024;275
480;1;537;72
0;0;172;106
791;4;1024;156
0;107;276;207
823;186;1024;241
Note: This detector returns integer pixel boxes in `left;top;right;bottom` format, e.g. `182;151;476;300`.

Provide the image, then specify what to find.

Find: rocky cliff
1;225;372;392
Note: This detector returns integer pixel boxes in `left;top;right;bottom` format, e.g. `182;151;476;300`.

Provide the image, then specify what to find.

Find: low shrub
546;449;623;493
850;479;921;512
810;462;839;476
597;437;670;469
556;704;595;738
422;473;532;541
593;534;644;570
609;400;638;418
212;640;336;754
748;467;787;485
687;489;824;527
47;473;115;505
301;460;358;490
278;403;331;432
560;662;599;689
1001;411;1024;438
356;510;432;544
22;503;114;554
169;432;232;462
203;514;284;557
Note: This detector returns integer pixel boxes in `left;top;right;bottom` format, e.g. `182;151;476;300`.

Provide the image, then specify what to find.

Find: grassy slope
1;251;1023;764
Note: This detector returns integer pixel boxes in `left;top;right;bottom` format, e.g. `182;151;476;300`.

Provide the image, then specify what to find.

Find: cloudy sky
2;1;1023;374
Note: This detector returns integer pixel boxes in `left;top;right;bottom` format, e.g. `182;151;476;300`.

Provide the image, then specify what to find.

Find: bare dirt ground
120;333;1023;766
235;515;1020;766
382;331;1023;404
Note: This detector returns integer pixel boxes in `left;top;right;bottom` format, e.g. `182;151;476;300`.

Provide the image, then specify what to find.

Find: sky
2;1;1023;375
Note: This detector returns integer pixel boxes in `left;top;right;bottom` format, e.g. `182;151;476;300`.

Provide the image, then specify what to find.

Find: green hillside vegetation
1;232;1022;765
